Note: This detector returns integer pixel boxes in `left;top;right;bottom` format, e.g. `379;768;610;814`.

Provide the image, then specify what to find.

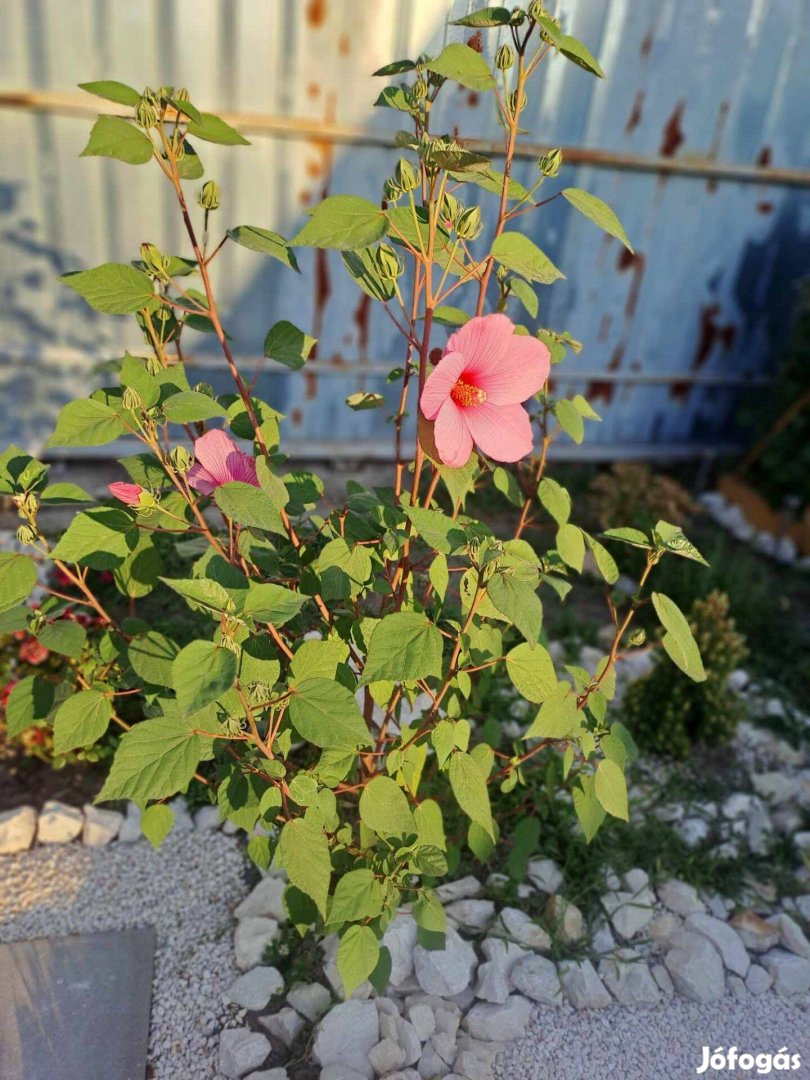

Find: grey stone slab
0;927;156;1080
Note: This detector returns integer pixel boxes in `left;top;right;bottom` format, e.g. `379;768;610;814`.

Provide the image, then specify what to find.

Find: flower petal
433;399;474;468
229;451;259;487
475;334;551;405
108;482;143;506
187;464;218;496
420;350;467;420
445;314;513;376
192;429;241;486
463;401;534;462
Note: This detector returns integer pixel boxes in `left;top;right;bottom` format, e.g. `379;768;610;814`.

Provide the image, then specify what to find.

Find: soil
0;740;103;812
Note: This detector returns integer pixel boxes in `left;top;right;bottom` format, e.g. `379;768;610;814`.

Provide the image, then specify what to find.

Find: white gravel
0;831;251;1079
495;997;810;1079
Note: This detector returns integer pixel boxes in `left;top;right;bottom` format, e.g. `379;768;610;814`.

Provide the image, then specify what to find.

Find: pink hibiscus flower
419;313;550;468
108;482;145;506
187;429;259;495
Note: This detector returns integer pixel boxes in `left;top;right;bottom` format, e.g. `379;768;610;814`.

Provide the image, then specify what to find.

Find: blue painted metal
1;0;809;458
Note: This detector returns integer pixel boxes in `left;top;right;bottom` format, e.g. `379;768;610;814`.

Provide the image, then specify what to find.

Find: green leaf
556;523;585;572
555;399;585;444
602;526;651;550
560;34;604;78
509;276;539;318
413;889;447;937
289;678;372;750
160;577;233;617
290;638;348;682
214;482;285;535
359;775;414;838
78;79;141;106
328;868;384;925
5;676;55;739
171;640;237;713
506;817;540;882
112;532;163;598
491;233;565;284
427;43;496;91
411;845;449;876
653;520;709;566
372;59;416;76
585;533;618;584
80;116;154;165
294;195;387;250
140;803;174;849
51;507;137;569
429;554;449;603
487;572;543;646
414;799;446;851
493;466;523;507
38;619;86;658
573;775;606;842
97;718;208;802
277;817;331;918
263;320;317;370
572;394;601;420
0;553;37;612
163;391;226;423
449;752;494;841
175;141;204;178
46;399;126;448
341;248;396;302
563;188;632;252
53;689;112;756
432;305;471;327
504;642;556;704
227;226;298;271
337;925;380;996
128;631;179;686
361;612;443;685
523;683;579;739
404;506;466;554
244;583;305;627
452;6;511;26
59;263;154;314
538;477;571;526
39;482;94;504
651;592;707;682
317;537;372;600
594;758;629;821
345;391;384;411
186;112;250;145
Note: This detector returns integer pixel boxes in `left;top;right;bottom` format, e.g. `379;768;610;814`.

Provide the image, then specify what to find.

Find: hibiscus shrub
0;7;708;995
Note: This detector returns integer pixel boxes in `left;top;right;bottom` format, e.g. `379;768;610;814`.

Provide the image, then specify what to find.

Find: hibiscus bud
456;206;483;240
174;86;190;103
170;446;193;473
496;44;515;70
174;141;186;163
510;7;527;25
412;77;428;101
394;158;419;193
146;355;161;376
121;387;142;413
528;0;547;20
383;178;403;203
539;147;563;176
376;244;403;280
140;242;171;280
193;382;215;398
198;180;221;211
157;85;174;105
136;99;159;129
16;524;36;546
16;492;39;519
509;89;528;114
629;628;647;647
441;192;460;223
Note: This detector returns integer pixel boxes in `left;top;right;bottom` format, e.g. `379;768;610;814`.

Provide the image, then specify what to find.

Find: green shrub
590;462;696;533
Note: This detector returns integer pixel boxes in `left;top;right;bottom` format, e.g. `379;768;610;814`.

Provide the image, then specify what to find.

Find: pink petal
420;350;467;420
187;463;218;496
463;401;534;463
476;334;551;405
445;314;513;376
433;400;474;468
229;452;259;487
192;429;241;486
108;482;144;506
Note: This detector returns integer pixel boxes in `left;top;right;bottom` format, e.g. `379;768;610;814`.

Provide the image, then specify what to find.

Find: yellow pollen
451;378;487;407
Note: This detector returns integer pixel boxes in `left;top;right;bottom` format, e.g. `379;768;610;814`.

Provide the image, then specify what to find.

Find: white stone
677;817;709;847
657;879;706;917
545;895;583;943
722;793;754;820
369;1038;406;1074
226;967;284;1010
258;1007;305;1048
494;907;551;952
194;805;221;830
168;795;194;831
0;805;37;854
684;914;749;977
558;960;612;1009
526;858;563;894
651;963;674;997
510;954;562;1005
393;1016;421;1067
647;913;683;951
598;951;661;1006
435;876;482;903
244;1070;287;1080
37;800;83;844
601;888;655;940
752;771;797;804
320;1068;368;1080
383;913;418;989
313;999;379;1078
81;804;123;846
783;895;810;922
414;927;477;997
760;949;810;995
235;877;287;922
729;911;780;953
728;669;750;692
117;802;142;842
767;913;810;959
475;938;529;1004
445;899;495;933
218;1028;271;1078
744;964;773;995
286;981;331;1022
747;804;773;856
664;931;725;1002
234;918;280;971
464;994;531;1043
794;832;810;853
417;1043;448;1079
406;1002;435;1042
621;868;649;893
455;1034;504;1066
701;892;733;921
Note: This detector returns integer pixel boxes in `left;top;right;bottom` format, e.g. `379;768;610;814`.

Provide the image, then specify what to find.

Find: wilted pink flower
187;429;259;495
108;482;145;505
420;313;550;468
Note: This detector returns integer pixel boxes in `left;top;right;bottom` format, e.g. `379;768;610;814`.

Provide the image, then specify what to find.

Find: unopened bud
122;387;142;412
157;85;174;105
496;44;515;70
16;524;37;546
136;99;159;129
508;89;528;114
198;180;220;211
383;178;403;203
629;628;647;647
537;12;561;43
140;242;171;280
528;0;547;20
496;265;509;282
141;86;160;107
174;86;190;103
539;147;563;176
510;7;527;25
16;492;39;519
394;158;419;193
146;355;162;375
440;192;460;223
193;382;214;398
412;77;428;101
170;445;193;473
174;141;186;162
455;205;483;240
375;244;402;280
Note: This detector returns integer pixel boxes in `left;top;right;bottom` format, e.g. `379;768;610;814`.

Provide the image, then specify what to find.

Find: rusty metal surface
1;0;809;459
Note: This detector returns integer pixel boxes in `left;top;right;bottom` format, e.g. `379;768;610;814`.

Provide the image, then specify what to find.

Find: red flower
1;680;17;709
19;638;49;665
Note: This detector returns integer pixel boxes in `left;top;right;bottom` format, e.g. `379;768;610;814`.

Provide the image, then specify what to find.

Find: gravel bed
0;831;251;1079
495;997;810;1079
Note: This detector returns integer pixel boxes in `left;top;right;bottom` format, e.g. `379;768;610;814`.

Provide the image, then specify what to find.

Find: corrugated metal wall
1;0;809;459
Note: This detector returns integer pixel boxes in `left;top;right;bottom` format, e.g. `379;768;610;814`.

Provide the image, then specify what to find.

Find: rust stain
625;90;645;135
757;200;774;215
305;371;318;401
756;145;772;167
691;303;736;370
617;248;646;320
640;26;654;60
306;159;322;178
338;34;350;56
608;342;625;371
353;294;371;362
669;380;691;402
467;31;484;53
660;101;685;158
597;314;612;342
290;407;303;425
467;91;479;108
306;0;327;28
587;380;615;405
299;190;312;206
306;82;320;99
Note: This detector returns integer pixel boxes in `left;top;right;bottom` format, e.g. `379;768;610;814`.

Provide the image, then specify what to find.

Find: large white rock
193;805;221;830
510;954;562;1005
760;949;810;995
226;967;284;1010
752;771;798;804
234;918;280;971
729;910;780;953
37;800;83;844
558;960;611;1009
677;817;710;848
117;802;142;842
0;805;37;854
545;895;583;943
82;804;123;846
406;1002;435;1042
598;951;660;1006
383;913;418;988
664;931;725;1002
767;914;810;959
445;899;495;933
244;1069;287;1080
526;858;563;895
722;793;755;820
494;907;551;952
414;927;477;997
621;867;649;893
258;1007;304;1048
463;996;531;1042
745;964;773;995
684;914;750;977
286;981;331;1022
651;963;674;997
369;1038;406;1075
313;999;379;1078
218;1028;271;1078
601;888;655;940
648;913;683;951
657;879;705;917
235;877;287;922
435;876;483;903
475;937;529;1004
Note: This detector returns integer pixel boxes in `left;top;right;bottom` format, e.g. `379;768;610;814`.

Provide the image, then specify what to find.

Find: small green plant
623;590;747;759
590;462;696;533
